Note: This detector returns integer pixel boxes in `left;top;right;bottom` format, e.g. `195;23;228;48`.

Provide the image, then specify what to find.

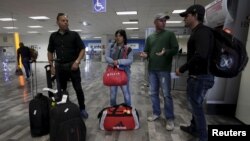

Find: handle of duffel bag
111;103;132;115
97;103;132;118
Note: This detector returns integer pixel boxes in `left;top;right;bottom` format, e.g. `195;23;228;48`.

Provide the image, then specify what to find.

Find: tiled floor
0;60;242;141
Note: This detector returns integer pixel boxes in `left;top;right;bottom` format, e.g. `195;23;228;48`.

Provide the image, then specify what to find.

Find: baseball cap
180;4;205;17
155;13;170;20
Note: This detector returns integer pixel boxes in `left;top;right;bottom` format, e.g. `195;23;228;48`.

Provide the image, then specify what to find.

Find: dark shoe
180;125;198;137
80;109;89;119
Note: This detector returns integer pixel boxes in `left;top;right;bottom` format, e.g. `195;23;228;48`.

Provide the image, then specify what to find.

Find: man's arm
71;48;84;70
75;48;85;64
47;51;54;66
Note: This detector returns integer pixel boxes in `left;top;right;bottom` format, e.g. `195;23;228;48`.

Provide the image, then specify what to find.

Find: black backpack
209;29;248;78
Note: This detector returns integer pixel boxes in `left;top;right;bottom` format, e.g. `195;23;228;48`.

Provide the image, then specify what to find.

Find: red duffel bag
97;104;140;131
103;66;128;86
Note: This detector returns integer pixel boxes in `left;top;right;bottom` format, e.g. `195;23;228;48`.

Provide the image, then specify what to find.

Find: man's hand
139;52;148;58
156;48;166;56
51;66;56;75
175;68;182;76
71;61;80;70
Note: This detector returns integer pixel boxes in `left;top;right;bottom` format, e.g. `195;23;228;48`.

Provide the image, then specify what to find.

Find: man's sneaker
180;125;198;137
166;119;174;131
80;109;89;119
147;114;159;121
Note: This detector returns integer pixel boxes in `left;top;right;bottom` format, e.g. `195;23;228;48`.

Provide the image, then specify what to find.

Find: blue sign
92;0;106;13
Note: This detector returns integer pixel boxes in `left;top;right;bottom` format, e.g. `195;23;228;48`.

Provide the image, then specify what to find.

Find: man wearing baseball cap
140;13;179;131
176;4;214;141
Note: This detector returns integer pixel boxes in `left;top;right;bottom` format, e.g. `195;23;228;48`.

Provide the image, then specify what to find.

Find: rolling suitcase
50;99;86;141
29;61;50;137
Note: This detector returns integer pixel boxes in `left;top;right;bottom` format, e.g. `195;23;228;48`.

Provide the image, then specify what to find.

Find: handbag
15;67;23;76
97;103;140;131
103;66;128;86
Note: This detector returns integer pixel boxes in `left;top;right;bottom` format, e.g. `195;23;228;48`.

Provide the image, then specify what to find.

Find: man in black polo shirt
17;42;31;79
47;13;88;119
176;5;214;141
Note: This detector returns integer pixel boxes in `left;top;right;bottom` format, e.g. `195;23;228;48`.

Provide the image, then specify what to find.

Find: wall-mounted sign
92;0;106;13
127;43;139;49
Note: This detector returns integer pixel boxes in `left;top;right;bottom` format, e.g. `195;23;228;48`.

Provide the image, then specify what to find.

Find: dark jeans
22;58;30;78
55;62;85;110
186;75;214;141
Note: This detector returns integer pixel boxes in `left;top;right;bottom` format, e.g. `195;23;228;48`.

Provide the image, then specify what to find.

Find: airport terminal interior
0;0;250;141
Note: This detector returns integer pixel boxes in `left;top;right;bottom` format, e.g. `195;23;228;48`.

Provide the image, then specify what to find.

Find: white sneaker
147;114;159;121
166;119;174;131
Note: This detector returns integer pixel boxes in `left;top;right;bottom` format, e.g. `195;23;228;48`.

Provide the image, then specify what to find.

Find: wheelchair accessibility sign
93;0;106;13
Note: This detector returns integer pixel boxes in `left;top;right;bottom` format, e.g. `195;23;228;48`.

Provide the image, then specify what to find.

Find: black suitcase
29;93;50;137
50;101;86;141
29;62;50;137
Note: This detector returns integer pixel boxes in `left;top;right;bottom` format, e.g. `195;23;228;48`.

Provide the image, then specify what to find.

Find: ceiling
0;0;213;39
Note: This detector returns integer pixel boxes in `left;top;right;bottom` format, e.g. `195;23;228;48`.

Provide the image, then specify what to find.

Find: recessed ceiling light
122;21;138;24
28;26;43;28
126;27;139;30
93;36;101;39
116;11;137;15
3;27;18;29
29;16;50;20
166;21;182;23
172;10;186;14
0;18;16;21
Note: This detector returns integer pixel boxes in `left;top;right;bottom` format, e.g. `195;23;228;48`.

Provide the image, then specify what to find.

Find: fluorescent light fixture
130;36;139;39
3;27;18;29
166;21;182;23
122;21;138;24
172;10;186;14
29;16;50;20
28;25;43;28
27;31;39;33
48;30;57;33
126;27;139;30
0;18;16;21
116;11;137;15
93;36;101;39
72;29;82;32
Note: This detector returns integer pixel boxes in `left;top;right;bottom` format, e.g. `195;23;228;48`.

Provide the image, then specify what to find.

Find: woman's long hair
115;29;127;45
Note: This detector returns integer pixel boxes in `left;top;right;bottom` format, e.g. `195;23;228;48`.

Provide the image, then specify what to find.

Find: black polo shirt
48;30;85;63
179;23;214;75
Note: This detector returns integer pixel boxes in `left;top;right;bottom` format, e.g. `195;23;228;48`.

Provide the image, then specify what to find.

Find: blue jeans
148;70;174;120
187;75;214;141
22;58;30;78
110;73;131;106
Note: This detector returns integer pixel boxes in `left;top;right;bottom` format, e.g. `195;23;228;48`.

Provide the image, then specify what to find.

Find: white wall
21;34;50;62
235;26;250;124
